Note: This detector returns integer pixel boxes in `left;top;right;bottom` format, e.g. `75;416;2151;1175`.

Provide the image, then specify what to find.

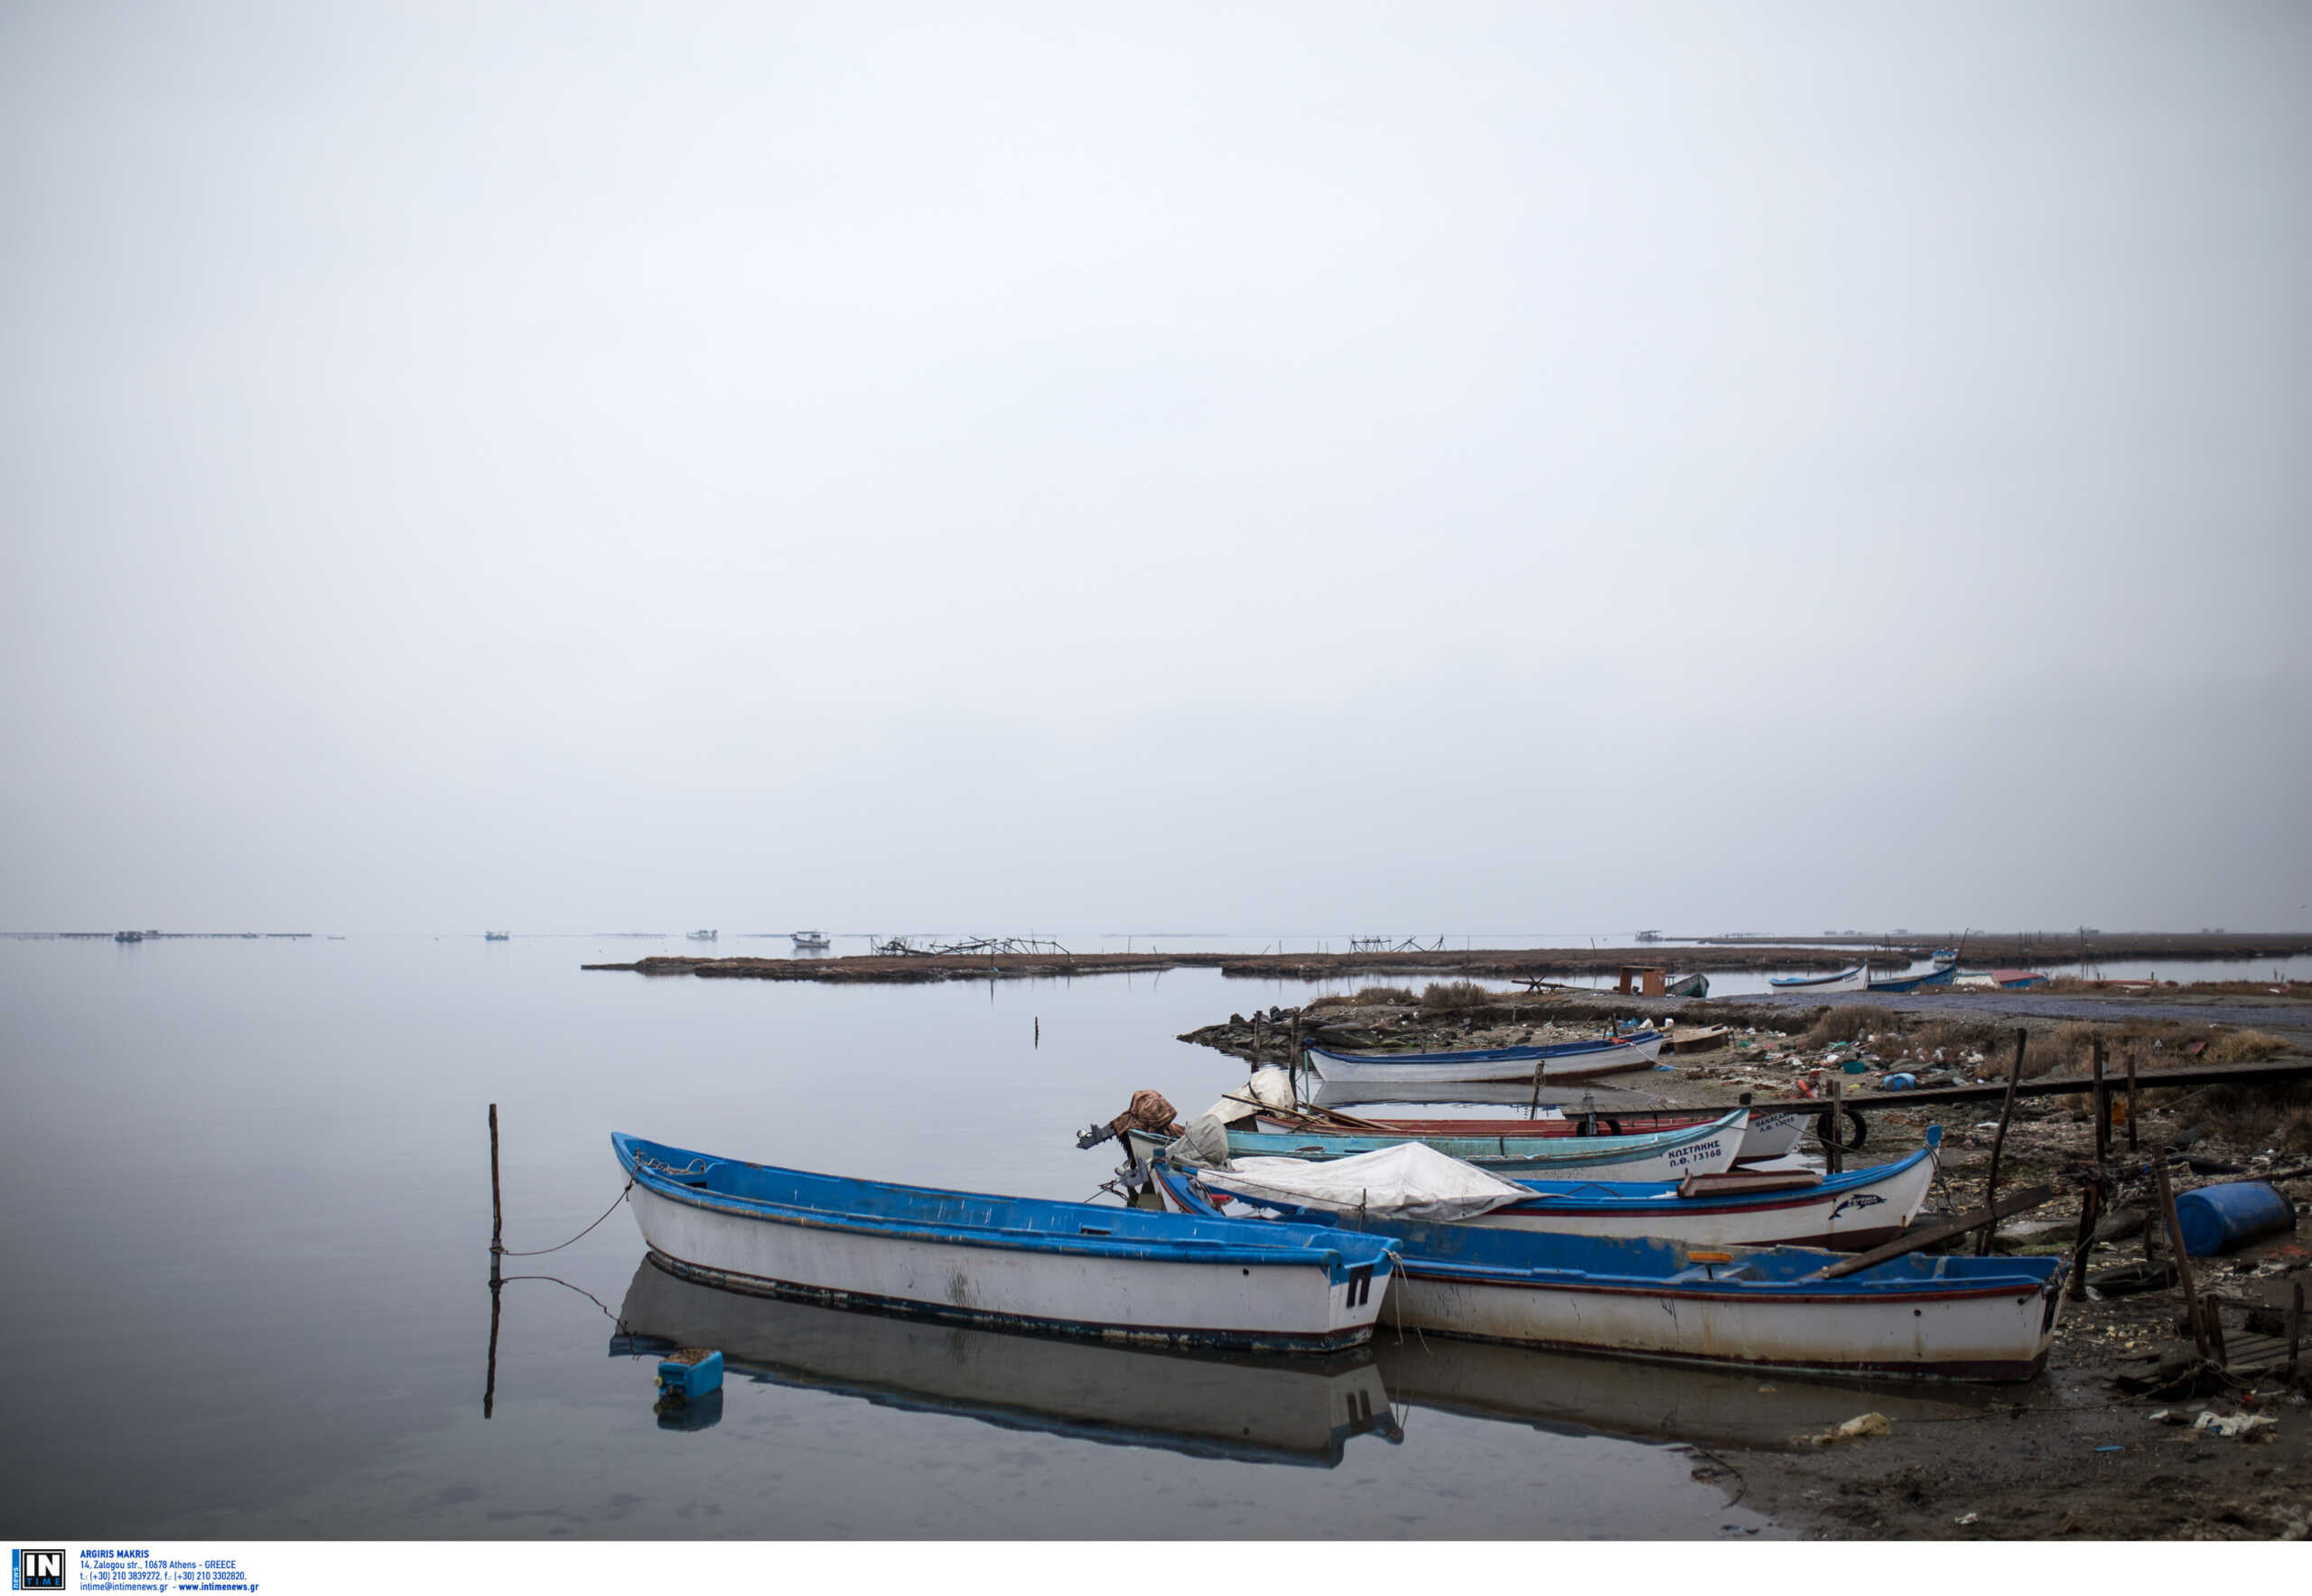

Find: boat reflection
609;1255;1403;1468
1373;1334;2006;1451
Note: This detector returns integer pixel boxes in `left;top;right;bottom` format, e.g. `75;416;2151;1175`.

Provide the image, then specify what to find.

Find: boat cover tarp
1204;1068;1296;1125
1198;1142;1530;1222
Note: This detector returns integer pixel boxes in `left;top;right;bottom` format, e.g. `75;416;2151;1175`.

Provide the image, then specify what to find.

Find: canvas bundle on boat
1198;1142;1531;1222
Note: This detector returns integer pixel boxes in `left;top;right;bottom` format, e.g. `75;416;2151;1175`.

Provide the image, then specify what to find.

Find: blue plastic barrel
2174;1181;2296;1257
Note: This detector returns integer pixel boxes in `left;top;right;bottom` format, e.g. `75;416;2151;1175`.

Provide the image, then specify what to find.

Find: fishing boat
1665;973;1709;998
611;1256;1401;1468
1258;1107;1809;1164
611;1133;1400;1351
1766;966;1868;994
483;929;510;941
791;930;832;951
1150;1164;2063;1381
1865;965;1956;994
1931;948;1960;966
1176;1131;1942;1252
1167;1109;1749;1183
1988;969;2048;990
1304;1031;1664;1085
686;929;719;941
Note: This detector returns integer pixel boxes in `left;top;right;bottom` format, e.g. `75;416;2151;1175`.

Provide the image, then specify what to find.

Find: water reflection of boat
610;1256;1402;1468
1372;1335;2004;1451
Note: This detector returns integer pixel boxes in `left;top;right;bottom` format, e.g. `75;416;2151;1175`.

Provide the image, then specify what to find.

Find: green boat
1666;972;1708;998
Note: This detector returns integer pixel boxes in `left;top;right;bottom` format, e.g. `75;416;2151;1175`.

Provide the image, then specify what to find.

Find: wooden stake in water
2125;1047;2140;1153
489;1102;504;1274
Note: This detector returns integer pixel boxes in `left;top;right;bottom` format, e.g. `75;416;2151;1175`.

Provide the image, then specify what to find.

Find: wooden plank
1809;1184;2058;1280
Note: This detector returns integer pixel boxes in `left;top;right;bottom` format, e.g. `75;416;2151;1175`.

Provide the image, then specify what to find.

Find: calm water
6;936;2025;1539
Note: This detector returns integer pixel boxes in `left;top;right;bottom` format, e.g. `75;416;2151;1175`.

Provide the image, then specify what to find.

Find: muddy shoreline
1179;986;2312;1538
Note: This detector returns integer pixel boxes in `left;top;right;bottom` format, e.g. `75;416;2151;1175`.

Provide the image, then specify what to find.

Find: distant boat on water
113;930;144;943
1767;966;1868;993
791;930;832;951
483;930;510;941
1866;965;1957;994
686;929;719;941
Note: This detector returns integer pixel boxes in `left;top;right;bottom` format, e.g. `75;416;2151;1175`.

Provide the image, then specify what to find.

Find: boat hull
1388;1269;2056;1381
617;1136;1392;1352
1463;1148;1937;1251
1767;966;1868;993
1263;1109;1807;1165
1151;1167;2059;1381
1307;1033;1664;1084
1220;1111;1746;1182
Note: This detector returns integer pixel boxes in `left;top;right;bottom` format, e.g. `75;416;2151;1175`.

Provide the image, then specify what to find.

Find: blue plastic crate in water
656;1348;723;1401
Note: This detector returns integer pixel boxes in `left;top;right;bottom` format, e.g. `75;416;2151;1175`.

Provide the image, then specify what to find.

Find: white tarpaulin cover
1197;1141;1531;1222
1202;1068;1297;1125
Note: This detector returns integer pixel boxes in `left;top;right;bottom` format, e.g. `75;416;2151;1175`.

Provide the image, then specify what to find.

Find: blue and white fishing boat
1866;965;1958;994
612;1133;1400;1351
1171;1131;1944;1252
1195;1109;1748;1183
1151;1163;2063;1381
1767;966;1869;994
1931;948;1960;966
1304;1031;1663;1085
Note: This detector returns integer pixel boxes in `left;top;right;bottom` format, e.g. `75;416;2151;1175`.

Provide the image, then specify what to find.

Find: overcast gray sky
4;2;2307;934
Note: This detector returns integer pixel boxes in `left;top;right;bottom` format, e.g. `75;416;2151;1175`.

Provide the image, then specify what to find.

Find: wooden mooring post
2154;1160;2209;1360
2065;1179;2102;1302
2124;1046;2140;1153
2290;1283;2303;1379
2092;1038;2111;1165
1824;1075;1843;1175
1976;1029;2028;1257
485;1101;504;1418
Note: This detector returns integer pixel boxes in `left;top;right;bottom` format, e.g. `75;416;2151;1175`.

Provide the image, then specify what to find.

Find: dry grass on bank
1305;984;1419;1012
1420;980;1500;1010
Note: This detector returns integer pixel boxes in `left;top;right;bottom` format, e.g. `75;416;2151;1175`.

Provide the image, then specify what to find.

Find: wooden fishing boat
1151;1166;2064;1381
1177;1131;1942;1252
1767;966;1868;993
1198;1109;1748;1183
1257;1107;1811;1166
1665;972;1709;998
1865;966;1956;994
611;1133;1399;1351
1304;1032;1664;1085
611;1255;1400;1468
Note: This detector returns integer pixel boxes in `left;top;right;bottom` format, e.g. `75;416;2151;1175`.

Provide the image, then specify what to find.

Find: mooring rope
499;1271;623;1324
498;1178;633;1256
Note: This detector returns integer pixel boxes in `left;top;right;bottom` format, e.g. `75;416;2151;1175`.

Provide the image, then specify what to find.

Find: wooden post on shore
1825;1075;1844;1176
2154;1160;2208;1359
1527;1056;1545;1120
2065;1179;2102;1302
2289;1282;2303;1379
2092;1038;2111;1166
1976;1029;2028;1257
2124;1047;2140;1153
